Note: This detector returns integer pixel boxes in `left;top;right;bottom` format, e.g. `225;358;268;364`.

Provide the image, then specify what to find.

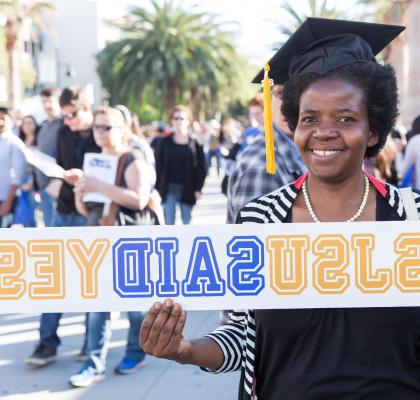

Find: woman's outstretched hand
140;299;192;363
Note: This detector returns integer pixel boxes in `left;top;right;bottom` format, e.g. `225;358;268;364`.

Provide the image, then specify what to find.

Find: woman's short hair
281;62;398;158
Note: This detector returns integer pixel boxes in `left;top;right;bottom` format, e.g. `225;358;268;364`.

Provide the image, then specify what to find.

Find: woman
139;19;420;399
155;105;206;225
69;106;155;387
17;115;39;226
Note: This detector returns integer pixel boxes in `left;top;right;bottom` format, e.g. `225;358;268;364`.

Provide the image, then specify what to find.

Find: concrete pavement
0;170;240;399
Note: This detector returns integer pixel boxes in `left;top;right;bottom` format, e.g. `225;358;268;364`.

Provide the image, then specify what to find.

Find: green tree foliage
97;0;251;122
274;0;347;48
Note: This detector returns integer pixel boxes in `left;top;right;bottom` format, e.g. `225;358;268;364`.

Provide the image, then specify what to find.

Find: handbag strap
105;152;130;223
399;187;419;220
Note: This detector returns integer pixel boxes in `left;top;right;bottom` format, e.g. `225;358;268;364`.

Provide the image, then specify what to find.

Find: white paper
82;153;118;203
23;147;65;179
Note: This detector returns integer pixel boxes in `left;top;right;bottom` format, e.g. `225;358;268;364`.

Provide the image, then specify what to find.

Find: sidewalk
0;170;239;399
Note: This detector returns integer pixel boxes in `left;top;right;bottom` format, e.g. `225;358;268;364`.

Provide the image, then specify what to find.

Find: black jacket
56;126;100;214
155;135;206;205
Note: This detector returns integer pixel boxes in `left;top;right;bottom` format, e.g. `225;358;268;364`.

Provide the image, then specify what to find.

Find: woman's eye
337;116;354;124
301;116;316;124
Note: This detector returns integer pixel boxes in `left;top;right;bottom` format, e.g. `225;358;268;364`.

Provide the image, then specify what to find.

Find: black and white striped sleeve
203;310;248;373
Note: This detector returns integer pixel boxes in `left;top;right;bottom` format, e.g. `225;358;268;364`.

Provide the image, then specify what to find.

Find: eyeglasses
93;124;120;132
62;110;79;120
172;116;186;121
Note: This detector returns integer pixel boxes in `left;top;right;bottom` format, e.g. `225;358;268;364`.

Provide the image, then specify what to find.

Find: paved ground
0;170;240;399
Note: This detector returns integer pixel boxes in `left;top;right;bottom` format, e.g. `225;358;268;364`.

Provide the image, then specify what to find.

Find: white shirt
0;130;26;201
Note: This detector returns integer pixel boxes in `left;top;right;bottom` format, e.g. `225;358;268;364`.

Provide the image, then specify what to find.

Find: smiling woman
139;18;420;400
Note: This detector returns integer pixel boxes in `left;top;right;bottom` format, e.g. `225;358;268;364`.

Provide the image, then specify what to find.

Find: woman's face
93;113;123;150
294;78;378;183
171;110;190;133
22;117;36;135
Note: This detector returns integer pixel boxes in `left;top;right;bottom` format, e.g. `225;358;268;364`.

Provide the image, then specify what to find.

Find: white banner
0;221;419;313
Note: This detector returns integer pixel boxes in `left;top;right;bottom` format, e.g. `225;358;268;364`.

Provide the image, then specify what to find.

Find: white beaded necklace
302;175;370;223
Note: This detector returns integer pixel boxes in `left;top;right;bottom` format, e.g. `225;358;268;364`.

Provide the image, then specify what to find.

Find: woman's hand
194;191;201;201
140;299;191;363
63;168;84;186
76;176;102;194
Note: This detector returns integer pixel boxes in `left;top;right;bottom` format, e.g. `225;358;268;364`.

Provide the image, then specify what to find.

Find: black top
56;127;100;214
254;192;420;399
166;141;189;184
155;135;206;205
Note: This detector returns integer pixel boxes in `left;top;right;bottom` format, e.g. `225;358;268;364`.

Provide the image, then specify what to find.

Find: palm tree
97;0;245;120
0;0;55;108
358;0;412;24
274;0;347;48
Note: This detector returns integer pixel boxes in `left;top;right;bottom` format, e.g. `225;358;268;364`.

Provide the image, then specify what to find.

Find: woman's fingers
140;302;162;346
154;303;183;353
142;299;175;350
164;310;187;356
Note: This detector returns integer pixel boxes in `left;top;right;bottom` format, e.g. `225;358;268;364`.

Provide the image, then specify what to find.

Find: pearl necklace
302;175;370;223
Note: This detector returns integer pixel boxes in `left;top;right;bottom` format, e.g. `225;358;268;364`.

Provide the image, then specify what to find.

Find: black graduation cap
252;17;405;84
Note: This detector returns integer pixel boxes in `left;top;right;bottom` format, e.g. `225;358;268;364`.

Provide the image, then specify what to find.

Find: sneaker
69;366;105;388
114;357;146;375
25;343;57;367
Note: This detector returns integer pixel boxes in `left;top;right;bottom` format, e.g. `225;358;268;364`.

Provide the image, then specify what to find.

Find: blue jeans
39;313;88;351
163;183;193;225
39;210;87;349
84;312;146;372
50;210;86;227
39;190;56;227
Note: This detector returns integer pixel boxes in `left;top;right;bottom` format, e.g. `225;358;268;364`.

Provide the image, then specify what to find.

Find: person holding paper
140;18;420;399
68;106;155;387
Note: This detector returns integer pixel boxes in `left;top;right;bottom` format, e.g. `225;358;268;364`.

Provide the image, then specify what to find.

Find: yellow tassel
262;62;276;174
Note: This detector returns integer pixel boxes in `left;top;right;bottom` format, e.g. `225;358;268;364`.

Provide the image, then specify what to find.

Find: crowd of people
1;16;420;398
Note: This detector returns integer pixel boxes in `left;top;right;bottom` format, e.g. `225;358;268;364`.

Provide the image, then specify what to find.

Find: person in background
369;136;399;185
35;88;63;227
240;94;265;152
18;115;40;226
0;107;26;228
226;83;306;223
396;114;420;190
25;86;99;368
155;105;206;225
69;106;153;387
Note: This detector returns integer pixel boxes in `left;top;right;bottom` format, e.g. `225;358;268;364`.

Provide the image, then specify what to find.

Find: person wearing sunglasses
155;104;206;225
68;106;155;387
26;86;99;369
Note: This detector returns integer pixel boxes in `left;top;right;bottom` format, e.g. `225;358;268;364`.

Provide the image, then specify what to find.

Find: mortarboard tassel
262;62;276;174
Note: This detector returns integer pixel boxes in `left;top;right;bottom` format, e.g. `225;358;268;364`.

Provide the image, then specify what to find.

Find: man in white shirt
397;131;420;190
0;107;26;228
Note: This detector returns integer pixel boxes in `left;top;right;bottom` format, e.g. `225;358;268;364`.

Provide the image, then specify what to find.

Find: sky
100;0;362;63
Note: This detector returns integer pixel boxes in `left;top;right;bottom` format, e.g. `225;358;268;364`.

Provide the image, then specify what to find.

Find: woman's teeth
312;149;342;156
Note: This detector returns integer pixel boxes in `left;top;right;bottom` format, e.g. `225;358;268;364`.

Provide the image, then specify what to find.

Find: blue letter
227;236;264;295
113;238;153;298
155;238;180;297
182;237;225;296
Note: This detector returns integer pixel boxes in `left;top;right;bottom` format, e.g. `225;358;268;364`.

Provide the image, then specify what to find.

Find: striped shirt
205;173;420;400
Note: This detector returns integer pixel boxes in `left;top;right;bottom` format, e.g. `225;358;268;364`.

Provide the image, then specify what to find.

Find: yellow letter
313;235;350;294
267;235;309;295
67;239;110;298
0;241;25;299
394;233;420;293
28;240;65;299
352;234;392;293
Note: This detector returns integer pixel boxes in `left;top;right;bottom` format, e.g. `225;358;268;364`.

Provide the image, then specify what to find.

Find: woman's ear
367;130;379;148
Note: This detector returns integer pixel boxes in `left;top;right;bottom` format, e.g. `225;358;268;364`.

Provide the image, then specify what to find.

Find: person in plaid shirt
227;85;306;223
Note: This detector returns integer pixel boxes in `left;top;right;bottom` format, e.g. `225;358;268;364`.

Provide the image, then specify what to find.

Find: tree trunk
6;18;21;110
